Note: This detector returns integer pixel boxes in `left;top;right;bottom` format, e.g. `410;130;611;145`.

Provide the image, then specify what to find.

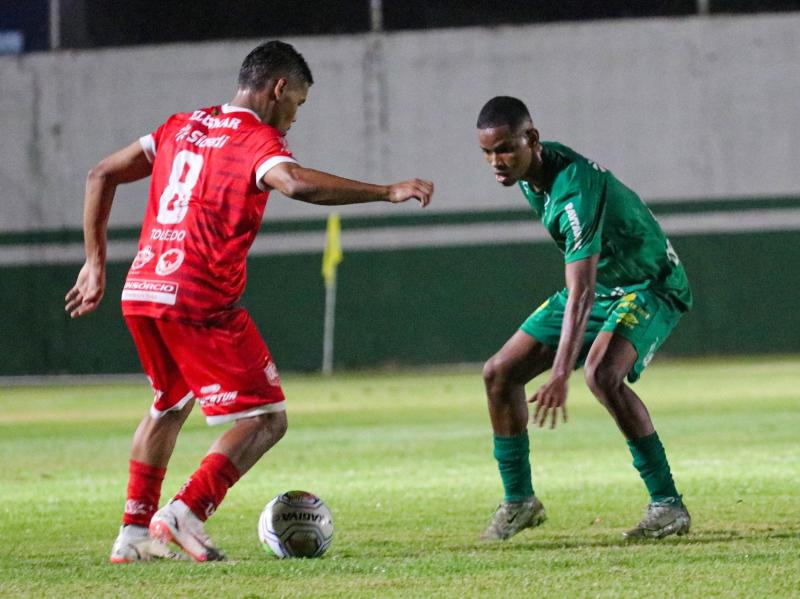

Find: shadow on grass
470;526;800;553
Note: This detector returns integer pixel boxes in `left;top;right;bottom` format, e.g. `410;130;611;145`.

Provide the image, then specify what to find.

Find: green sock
627;431;681;504
493;432;534;503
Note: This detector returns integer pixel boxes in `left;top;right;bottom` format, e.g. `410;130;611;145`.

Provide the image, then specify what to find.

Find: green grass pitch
1;356;798;598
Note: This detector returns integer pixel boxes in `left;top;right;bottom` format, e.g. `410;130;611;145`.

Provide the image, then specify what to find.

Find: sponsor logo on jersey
175;124;192;142
198;389;239;408
189;110;242;130
151;228;186;242
131;245;155;270
265;360;281;386
183;129;230;149
122;279;178;305
155;249;185;276
564;202;583;249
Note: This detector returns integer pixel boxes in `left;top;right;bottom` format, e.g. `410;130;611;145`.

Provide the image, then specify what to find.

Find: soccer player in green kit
476;96;692;540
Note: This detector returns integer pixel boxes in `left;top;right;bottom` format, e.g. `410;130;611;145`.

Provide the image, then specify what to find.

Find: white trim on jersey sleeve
255;156;299;192
139;134;156;163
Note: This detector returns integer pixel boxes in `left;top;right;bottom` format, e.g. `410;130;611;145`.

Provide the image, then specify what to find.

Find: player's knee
263;411;288;442
241;411;288;449
482;354;510;390
584;363;624;400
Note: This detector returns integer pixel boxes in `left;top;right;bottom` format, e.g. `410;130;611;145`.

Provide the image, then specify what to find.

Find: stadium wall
1;14;799;374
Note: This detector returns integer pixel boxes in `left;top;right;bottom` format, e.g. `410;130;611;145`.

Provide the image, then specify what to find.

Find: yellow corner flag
322;213;343;286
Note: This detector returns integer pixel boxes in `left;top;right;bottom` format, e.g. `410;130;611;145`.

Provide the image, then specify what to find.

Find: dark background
2;0;800;53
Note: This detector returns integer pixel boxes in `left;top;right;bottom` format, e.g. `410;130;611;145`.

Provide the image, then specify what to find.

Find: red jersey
121;104;296;322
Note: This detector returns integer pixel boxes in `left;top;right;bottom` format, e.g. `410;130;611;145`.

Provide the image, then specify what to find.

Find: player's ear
273;78;288;100
525;127;540;148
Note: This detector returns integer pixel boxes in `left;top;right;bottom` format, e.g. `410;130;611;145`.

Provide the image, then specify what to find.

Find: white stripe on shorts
205;401;286;426
149;390;195;419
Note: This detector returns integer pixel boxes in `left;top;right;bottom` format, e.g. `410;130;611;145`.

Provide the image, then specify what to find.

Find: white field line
0;208;799;266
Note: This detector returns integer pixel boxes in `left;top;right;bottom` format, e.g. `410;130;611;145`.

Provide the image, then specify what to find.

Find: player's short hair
476;96;532;131
238;40;314;90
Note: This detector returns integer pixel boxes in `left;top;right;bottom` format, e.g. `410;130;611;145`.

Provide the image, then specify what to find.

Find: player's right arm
65;141;152;318
262;163;433;207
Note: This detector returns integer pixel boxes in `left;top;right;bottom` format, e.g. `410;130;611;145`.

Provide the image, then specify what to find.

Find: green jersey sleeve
554;163;604;263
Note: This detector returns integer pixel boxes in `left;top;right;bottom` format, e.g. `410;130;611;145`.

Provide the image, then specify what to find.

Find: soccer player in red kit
64;41;433;563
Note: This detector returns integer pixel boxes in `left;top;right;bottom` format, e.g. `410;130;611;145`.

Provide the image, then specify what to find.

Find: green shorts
520;288;683;383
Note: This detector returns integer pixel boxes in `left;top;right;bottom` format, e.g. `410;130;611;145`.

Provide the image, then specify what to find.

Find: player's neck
524;152;547;192
228;89;269;122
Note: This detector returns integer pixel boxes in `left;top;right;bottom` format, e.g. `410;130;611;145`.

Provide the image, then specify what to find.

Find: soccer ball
258;490;334;558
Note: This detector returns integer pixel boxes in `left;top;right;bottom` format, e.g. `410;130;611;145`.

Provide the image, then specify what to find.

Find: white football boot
149;500;226;562
110;524;186;563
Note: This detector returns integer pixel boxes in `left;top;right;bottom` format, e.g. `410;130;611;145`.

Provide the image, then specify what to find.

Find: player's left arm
530;163;604;428
530;254;599;428
65;141;152;318
262;163;433;207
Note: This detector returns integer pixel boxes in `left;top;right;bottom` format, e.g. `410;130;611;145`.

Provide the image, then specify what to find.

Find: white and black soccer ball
258;490;334;558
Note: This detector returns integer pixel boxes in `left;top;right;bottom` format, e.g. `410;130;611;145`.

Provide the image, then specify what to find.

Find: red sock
174;453;241;521
123;460;166;527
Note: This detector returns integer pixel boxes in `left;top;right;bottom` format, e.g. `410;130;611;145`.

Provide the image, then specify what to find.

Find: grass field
1;356;798;598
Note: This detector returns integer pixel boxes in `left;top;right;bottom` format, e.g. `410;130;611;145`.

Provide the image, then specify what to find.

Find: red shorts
125;309;285;425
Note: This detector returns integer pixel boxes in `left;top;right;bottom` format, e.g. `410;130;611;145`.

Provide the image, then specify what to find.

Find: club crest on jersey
155;249;185;276
265;360;281;386
131;245;155;270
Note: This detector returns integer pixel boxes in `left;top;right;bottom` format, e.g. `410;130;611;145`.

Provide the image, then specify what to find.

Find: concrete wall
2;14;800;374
1;13;799;233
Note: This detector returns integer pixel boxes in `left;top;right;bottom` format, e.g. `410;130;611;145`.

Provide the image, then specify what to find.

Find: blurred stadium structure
4;1;800;52
1;2;799;374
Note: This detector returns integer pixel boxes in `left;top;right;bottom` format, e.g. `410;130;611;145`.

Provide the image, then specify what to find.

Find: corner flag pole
321;213;343;375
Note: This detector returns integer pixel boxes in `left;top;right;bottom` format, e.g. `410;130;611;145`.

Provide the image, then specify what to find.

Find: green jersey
519;142;692;311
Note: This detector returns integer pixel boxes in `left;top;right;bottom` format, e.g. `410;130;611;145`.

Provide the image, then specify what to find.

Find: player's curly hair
238;40;314;90
476;96;532;130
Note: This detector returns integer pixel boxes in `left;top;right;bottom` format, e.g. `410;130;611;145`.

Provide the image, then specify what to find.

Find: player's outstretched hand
65;261;106;318
388;179;434;207
529;375;569;429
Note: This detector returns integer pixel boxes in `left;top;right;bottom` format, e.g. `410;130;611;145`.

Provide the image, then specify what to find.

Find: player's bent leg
111;400;195;563
150;411;288;562
209;410;288;475
583;332;654;439
481;330;553;540
131;399;195;467
585;332;688;539
483;329;554;436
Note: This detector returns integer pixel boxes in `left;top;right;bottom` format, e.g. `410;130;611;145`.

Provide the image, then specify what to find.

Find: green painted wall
2;228;798;375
